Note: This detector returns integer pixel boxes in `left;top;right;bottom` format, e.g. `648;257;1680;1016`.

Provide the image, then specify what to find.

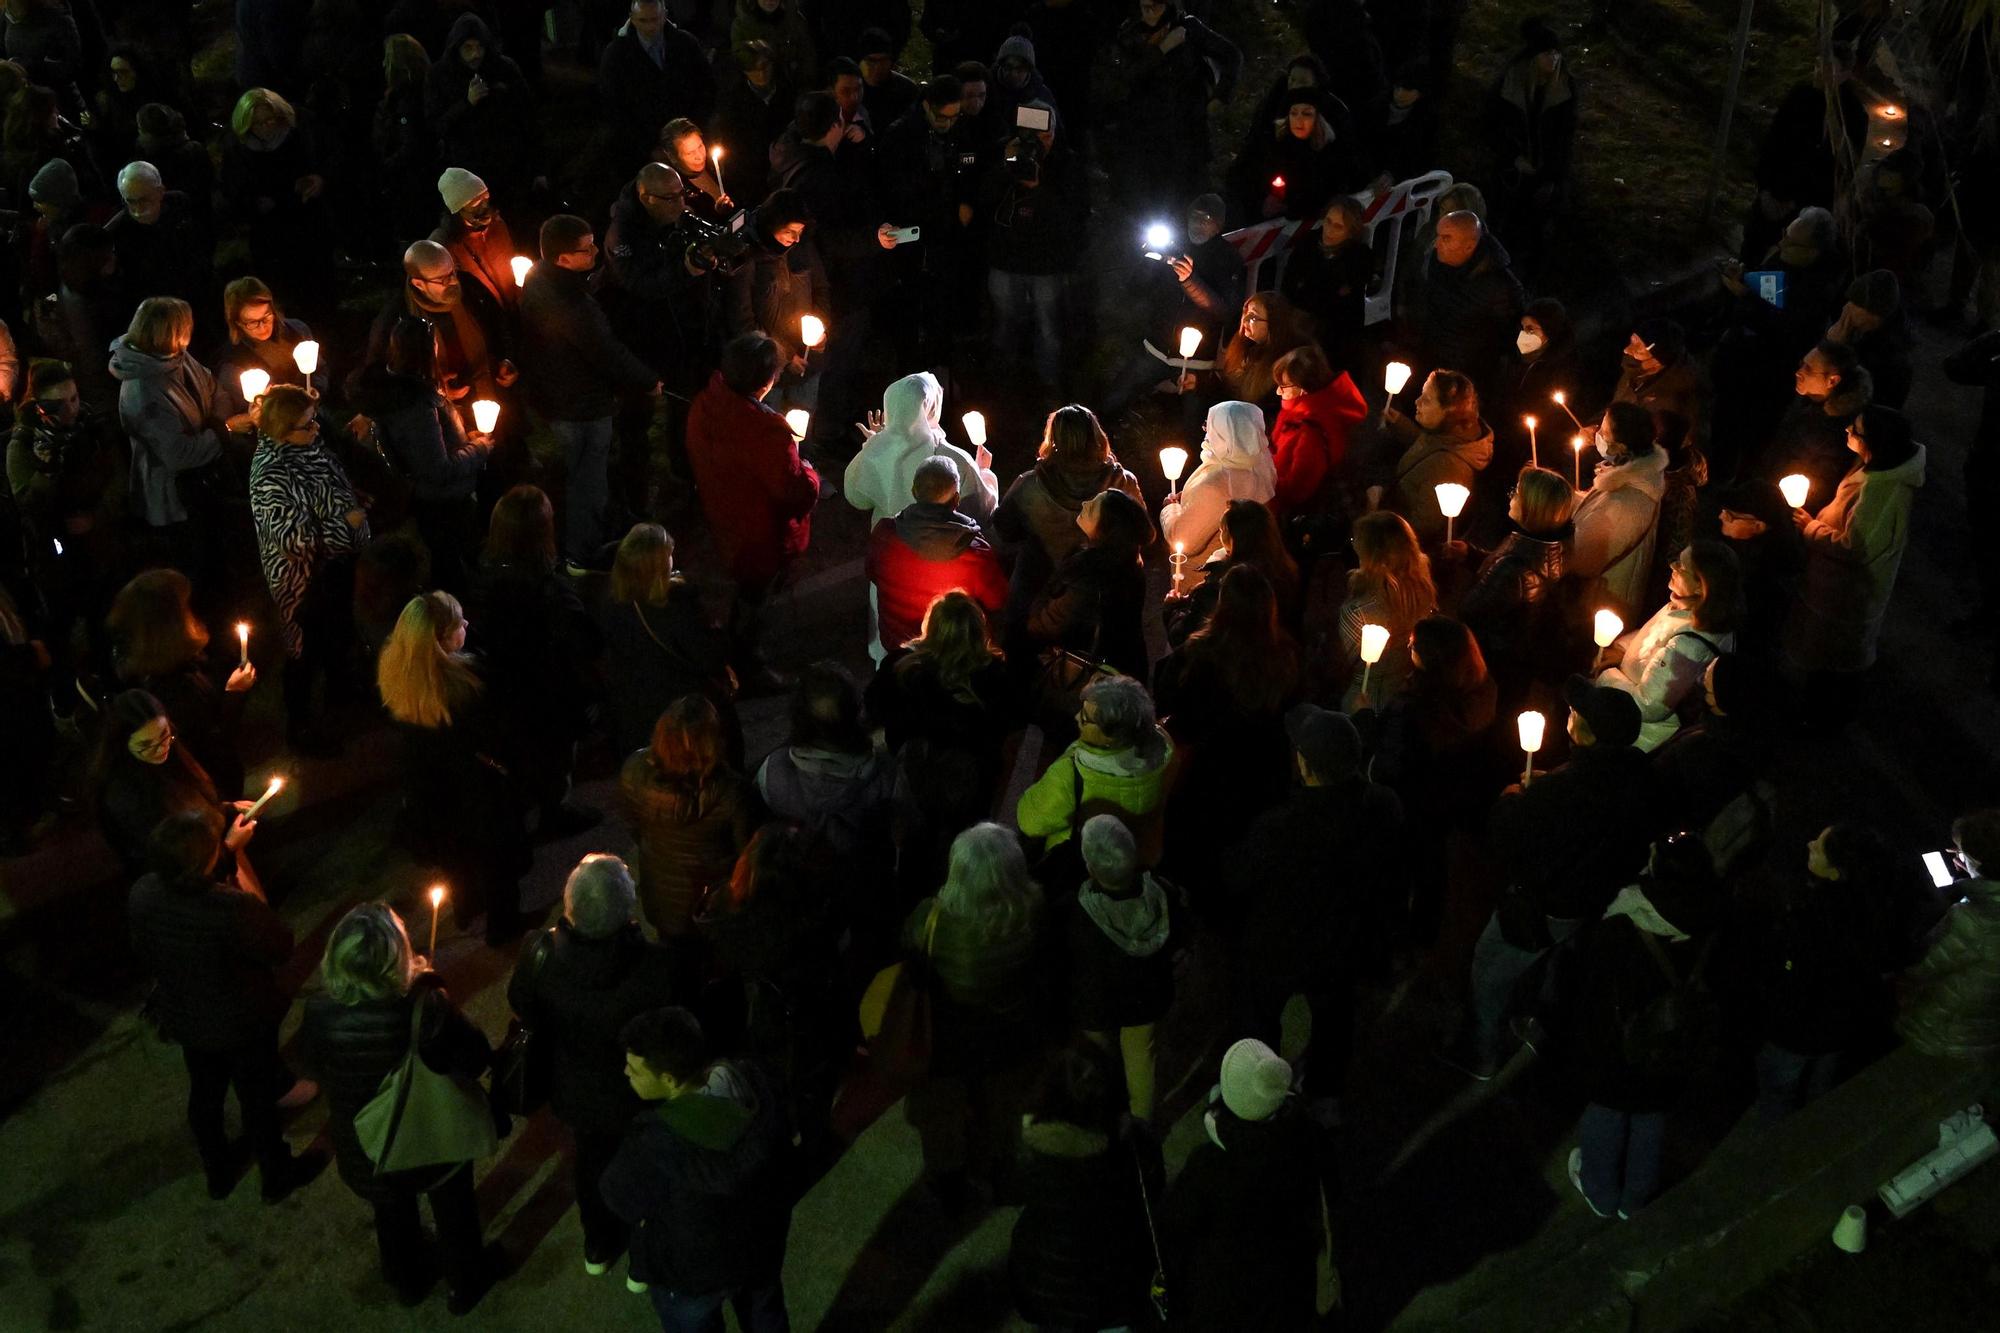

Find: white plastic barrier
1224;169;1457;326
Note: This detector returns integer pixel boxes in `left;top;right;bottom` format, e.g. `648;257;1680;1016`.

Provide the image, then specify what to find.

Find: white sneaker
583;1257;609;1277
625;1276;649;1294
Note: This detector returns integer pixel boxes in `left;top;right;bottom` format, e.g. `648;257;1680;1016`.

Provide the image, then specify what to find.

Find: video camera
1004;105;1052;184
684;208;756;277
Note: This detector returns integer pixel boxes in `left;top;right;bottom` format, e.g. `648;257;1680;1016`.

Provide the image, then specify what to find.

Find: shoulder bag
634;600;740;700
833;905;939;1143
354;992;500;1175
490;927;559;1118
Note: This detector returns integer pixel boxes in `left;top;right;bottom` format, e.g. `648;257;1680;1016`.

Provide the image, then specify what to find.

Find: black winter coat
1025;544;1150;682
596;22;714;160
1410;233;1525;394
1458;525;1570;691
128;872;292;1051
507;920;678;1133
118;657;245;798
1009;1118;1162;1328
97;752;225;877
1752;876;1890;1057
518;264;657;422
300;975;493;1199
1575;915;1708;1112
425;14;541;200
1062;879;1175;1031
1161;1107;1324;1332
1487;743;1661;928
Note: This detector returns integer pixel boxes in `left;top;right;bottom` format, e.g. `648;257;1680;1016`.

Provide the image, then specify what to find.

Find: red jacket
865;506;1009;652
1269;372;1368;520
685;372;820;584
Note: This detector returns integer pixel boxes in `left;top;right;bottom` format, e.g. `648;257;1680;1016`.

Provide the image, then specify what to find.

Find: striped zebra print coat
249;433;368;655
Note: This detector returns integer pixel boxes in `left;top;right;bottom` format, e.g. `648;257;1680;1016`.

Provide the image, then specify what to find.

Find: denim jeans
550;416;614;563
1577;1102;1666;1216
1468;909;1583;1066
647;1278;789;1333
988;269;1064;390
1752;1042;1843;1122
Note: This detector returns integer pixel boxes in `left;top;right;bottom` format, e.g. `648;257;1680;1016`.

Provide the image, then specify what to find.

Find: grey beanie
1846;269;1901;318
995;34;1036;69
30;158;80;210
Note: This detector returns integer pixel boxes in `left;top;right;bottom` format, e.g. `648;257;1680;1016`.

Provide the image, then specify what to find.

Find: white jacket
1568;449;1669;616
843;371;997;526
1596;603;1735;752
1159;400;1276;584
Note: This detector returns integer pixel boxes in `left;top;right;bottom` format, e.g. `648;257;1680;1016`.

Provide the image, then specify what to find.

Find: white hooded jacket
1568;448;1669;617
1159;400;1277;582
842;372;998;527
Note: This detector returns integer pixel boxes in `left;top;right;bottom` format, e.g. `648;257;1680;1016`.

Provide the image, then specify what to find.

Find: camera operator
875;75;980;367
978;102;1087;394
604;162;717;502
1101;193;1245;417
725;189;829;414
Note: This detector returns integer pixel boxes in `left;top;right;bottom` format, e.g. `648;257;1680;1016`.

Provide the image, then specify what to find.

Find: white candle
427;883;447;956
1434;482;1470;545
239;368;270;402
1779;474;1810;510
1517;710;1546;787
962;411;987;448
709;144;726;197
291;340;320;375
1524;414;1538;467
1171;540;1187;596
1383;361;1413;397
235;621;250;667
1158;445;1188;489
1551;389;1583;429
1358;622;1390;702
784;409;810;441
1593;609;1624;649
1571;435;1587;489
472;398;500;434
800;314;826;349
511;256;532;287
244;775;285;820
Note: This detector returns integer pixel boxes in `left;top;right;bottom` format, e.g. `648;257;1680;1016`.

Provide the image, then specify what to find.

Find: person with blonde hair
378;592;530;942
301;902;501;1311
109;295;251;539
1382;368;1494;544
215;275;325;416
223;87;334;313
1458;464;1575;698
1333;511;1437;709
248;384;367;752
1596;538;1746;751
902;821;1047;1204
599;523;735;756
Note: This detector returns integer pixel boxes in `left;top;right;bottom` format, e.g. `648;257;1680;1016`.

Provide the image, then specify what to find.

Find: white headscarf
1199;400;1277;491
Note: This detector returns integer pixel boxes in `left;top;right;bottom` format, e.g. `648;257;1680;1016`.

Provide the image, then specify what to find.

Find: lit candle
1434;482;1470;545
962;411;987;448
710;144;726;198
427;883;447;956
800;314;826;350
783;408;810;441
1517;710;1546;787
292;340;320;376
511;256;532;287
1358;621;1391;701
244;774;285;820
1158;445;1188;501
1779;474;1810;510
1551;389;1583;430
1593;609;1624;649
1879;104;1902;119
1271;175;1286;196
1384;361;1413;397
1171;540;1187;596
1572;434;1587;489
235;621;250;667
239;368;270;402
1178;326;1202;360
472;398;500;434
1524;414;1539;467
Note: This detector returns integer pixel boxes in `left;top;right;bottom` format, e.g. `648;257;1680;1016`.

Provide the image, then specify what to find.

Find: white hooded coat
1160;400;1277;585
1568;448;1669;617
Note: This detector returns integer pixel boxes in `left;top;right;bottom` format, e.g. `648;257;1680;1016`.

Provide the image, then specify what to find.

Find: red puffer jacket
865;504;1010;652
1269;372;1367;520
685;372;820;584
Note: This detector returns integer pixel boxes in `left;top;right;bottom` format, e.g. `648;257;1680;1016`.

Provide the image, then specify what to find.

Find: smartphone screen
1923;851;1953;889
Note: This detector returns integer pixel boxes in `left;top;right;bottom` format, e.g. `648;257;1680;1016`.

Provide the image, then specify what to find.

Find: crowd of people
7;1;2000;1329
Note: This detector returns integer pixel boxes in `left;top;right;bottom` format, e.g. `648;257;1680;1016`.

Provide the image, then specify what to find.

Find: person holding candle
1448;676;1655;1081
993;405;1143;620
1608;317;1702;461
1781;403;1926;682
722;189;830;411
127;807;327;1204
844;370;998;590
1268;343;1368;530
1567;402;1667;618
1101;194;1244;417
377;591;532;942
301;903;501;1311
1180;291;1312;425
505;853;679;1278
1382;369;1493;546
1228;87;1366;224
1496;299;1580;450
93;687;249;880
429;168;524;318
213;277;327;418
657;118;736;221
1456;465;1574;705
1164;498;1301;644
1330;511;1434;710
1592;540;1744;752
1160;400;1277;592
106;568;254;796
247;385;369;755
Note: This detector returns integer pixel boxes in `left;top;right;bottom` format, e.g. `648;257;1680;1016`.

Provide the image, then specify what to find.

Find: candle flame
961;410;987;447
236;622;250;643
428;883;447;907
710;145;723;161
1571;434;1585;451
1518;710;1547;753
1158;445;1189;482
1271;176;1286;189
266;775;285;794
1523;414;1537;429
511;255;532;287
1552;390;1567;405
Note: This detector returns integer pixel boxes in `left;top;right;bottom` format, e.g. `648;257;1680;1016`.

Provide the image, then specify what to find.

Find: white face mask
1596;438;1615;459
1516;329;1545;355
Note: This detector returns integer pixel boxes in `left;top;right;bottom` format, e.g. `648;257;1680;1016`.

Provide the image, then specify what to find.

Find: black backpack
1620;930;1720;1081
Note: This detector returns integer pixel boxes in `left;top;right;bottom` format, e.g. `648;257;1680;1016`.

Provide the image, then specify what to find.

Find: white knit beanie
437;167;488;215
1218;1038;1292;1122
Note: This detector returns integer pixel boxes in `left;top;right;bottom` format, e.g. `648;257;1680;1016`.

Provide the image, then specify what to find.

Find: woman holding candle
92;688;250;878
377;591;531;942
1024;489;1155;685
1181;292;1312;424
1331;512;1435;710
1229;88;1366;224
993;405;1143;621
1382;369;1494;545
247;385;368;755
1159;400;1277;592
1267;343;1368;529
301;903;501;1310
1782;403;1926;681
1568;402;1668;619
214;277;327;418
1164;498;1301;644
1456;466;1573;703
105;569;255;797
1593;539;1744;752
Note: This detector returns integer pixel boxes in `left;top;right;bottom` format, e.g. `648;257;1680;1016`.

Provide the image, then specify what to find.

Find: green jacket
1017;729;1178;854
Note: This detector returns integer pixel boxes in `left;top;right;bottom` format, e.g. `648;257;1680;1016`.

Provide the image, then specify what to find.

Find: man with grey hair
863;451;1007;655
1410;207;1523;401
107;158;211;315
506;851;675;1279
1018;674;1176;864
1067;814;1174;1121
